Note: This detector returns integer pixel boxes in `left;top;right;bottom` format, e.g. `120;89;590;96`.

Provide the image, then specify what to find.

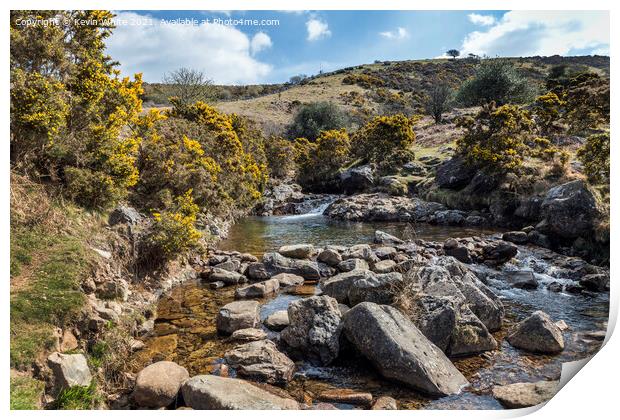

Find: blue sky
106;10;609;84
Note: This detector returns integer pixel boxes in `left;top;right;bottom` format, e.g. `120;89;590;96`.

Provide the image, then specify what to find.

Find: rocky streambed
127;222;609;410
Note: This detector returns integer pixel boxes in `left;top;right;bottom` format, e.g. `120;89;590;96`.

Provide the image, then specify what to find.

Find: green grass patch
11;232;88;325
10;376;44;410
10;225;92;369
10;324;58;369
52;382;100;410
88;340;109;370
10;228;51;278
411;142;455;159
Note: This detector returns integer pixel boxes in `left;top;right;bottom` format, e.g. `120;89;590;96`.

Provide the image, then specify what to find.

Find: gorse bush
10;70;68;150
135;109;221;212
10;10;144;209
264;136;297;179
578;132;610;184
352;114;417;173
456;59;535;106
456;103;534;173
296;129;351;190
529;137;569;165
136;101;268;217
148;190;202;259
11;10;270;265
532;72;609;136
456;103;571;175
532;92;565;136
562;72;610;134
342;73;385;89
286;101;350;141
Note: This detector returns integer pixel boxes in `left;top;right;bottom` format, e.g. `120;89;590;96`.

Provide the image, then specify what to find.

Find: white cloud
106;11;272;84
306;18;331;41
468;13;496;26
461;11;609;57
379;27;409;40
250;32;272;55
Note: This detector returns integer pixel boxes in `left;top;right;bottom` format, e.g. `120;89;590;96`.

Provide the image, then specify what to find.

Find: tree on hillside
456;59;536;106
162;67;215;106
288;74;308;85
424;83;453;123
446;49;460;59
286;102;349;141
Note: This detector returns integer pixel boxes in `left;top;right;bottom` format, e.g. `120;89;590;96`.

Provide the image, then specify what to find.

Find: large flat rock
224;340;295;385
342;302;468;397
181;375;299;409
492;381;558;408
216;300;261;335
263;252;321;280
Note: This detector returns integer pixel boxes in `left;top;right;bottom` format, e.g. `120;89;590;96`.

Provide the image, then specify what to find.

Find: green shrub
578;132;610;183
456;59;535;106
163;101;267;214
64;167;127;210
135;109;221;211
286;101;349;141
10;69;68;162
530;137;569;164
352;114;417;173
456;103;534;173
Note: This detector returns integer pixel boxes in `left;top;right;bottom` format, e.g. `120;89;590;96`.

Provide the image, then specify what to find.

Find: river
134;214;609;410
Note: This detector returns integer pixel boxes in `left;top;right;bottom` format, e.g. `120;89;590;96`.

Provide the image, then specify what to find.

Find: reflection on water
218;215;499;256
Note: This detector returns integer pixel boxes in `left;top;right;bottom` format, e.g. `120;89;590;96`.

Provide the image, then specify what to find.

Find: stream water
134;214;609;410
218;214;499;256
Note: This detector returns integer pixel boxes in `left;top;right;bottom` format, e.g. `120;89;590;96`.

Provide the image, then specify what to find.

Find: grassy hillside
212;56;609;134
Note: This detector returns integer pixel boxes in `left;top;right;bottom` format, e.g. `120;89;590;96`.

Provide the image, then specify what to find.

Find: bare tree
162;67;214;106
424;84;452;124
446;49;460;60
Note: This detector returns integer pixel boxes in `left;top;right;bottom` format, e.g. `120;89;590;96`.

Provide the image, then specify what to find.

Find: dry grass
390;266;424;317
10;172;66;230
214;74;368;132
89;314;143;394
